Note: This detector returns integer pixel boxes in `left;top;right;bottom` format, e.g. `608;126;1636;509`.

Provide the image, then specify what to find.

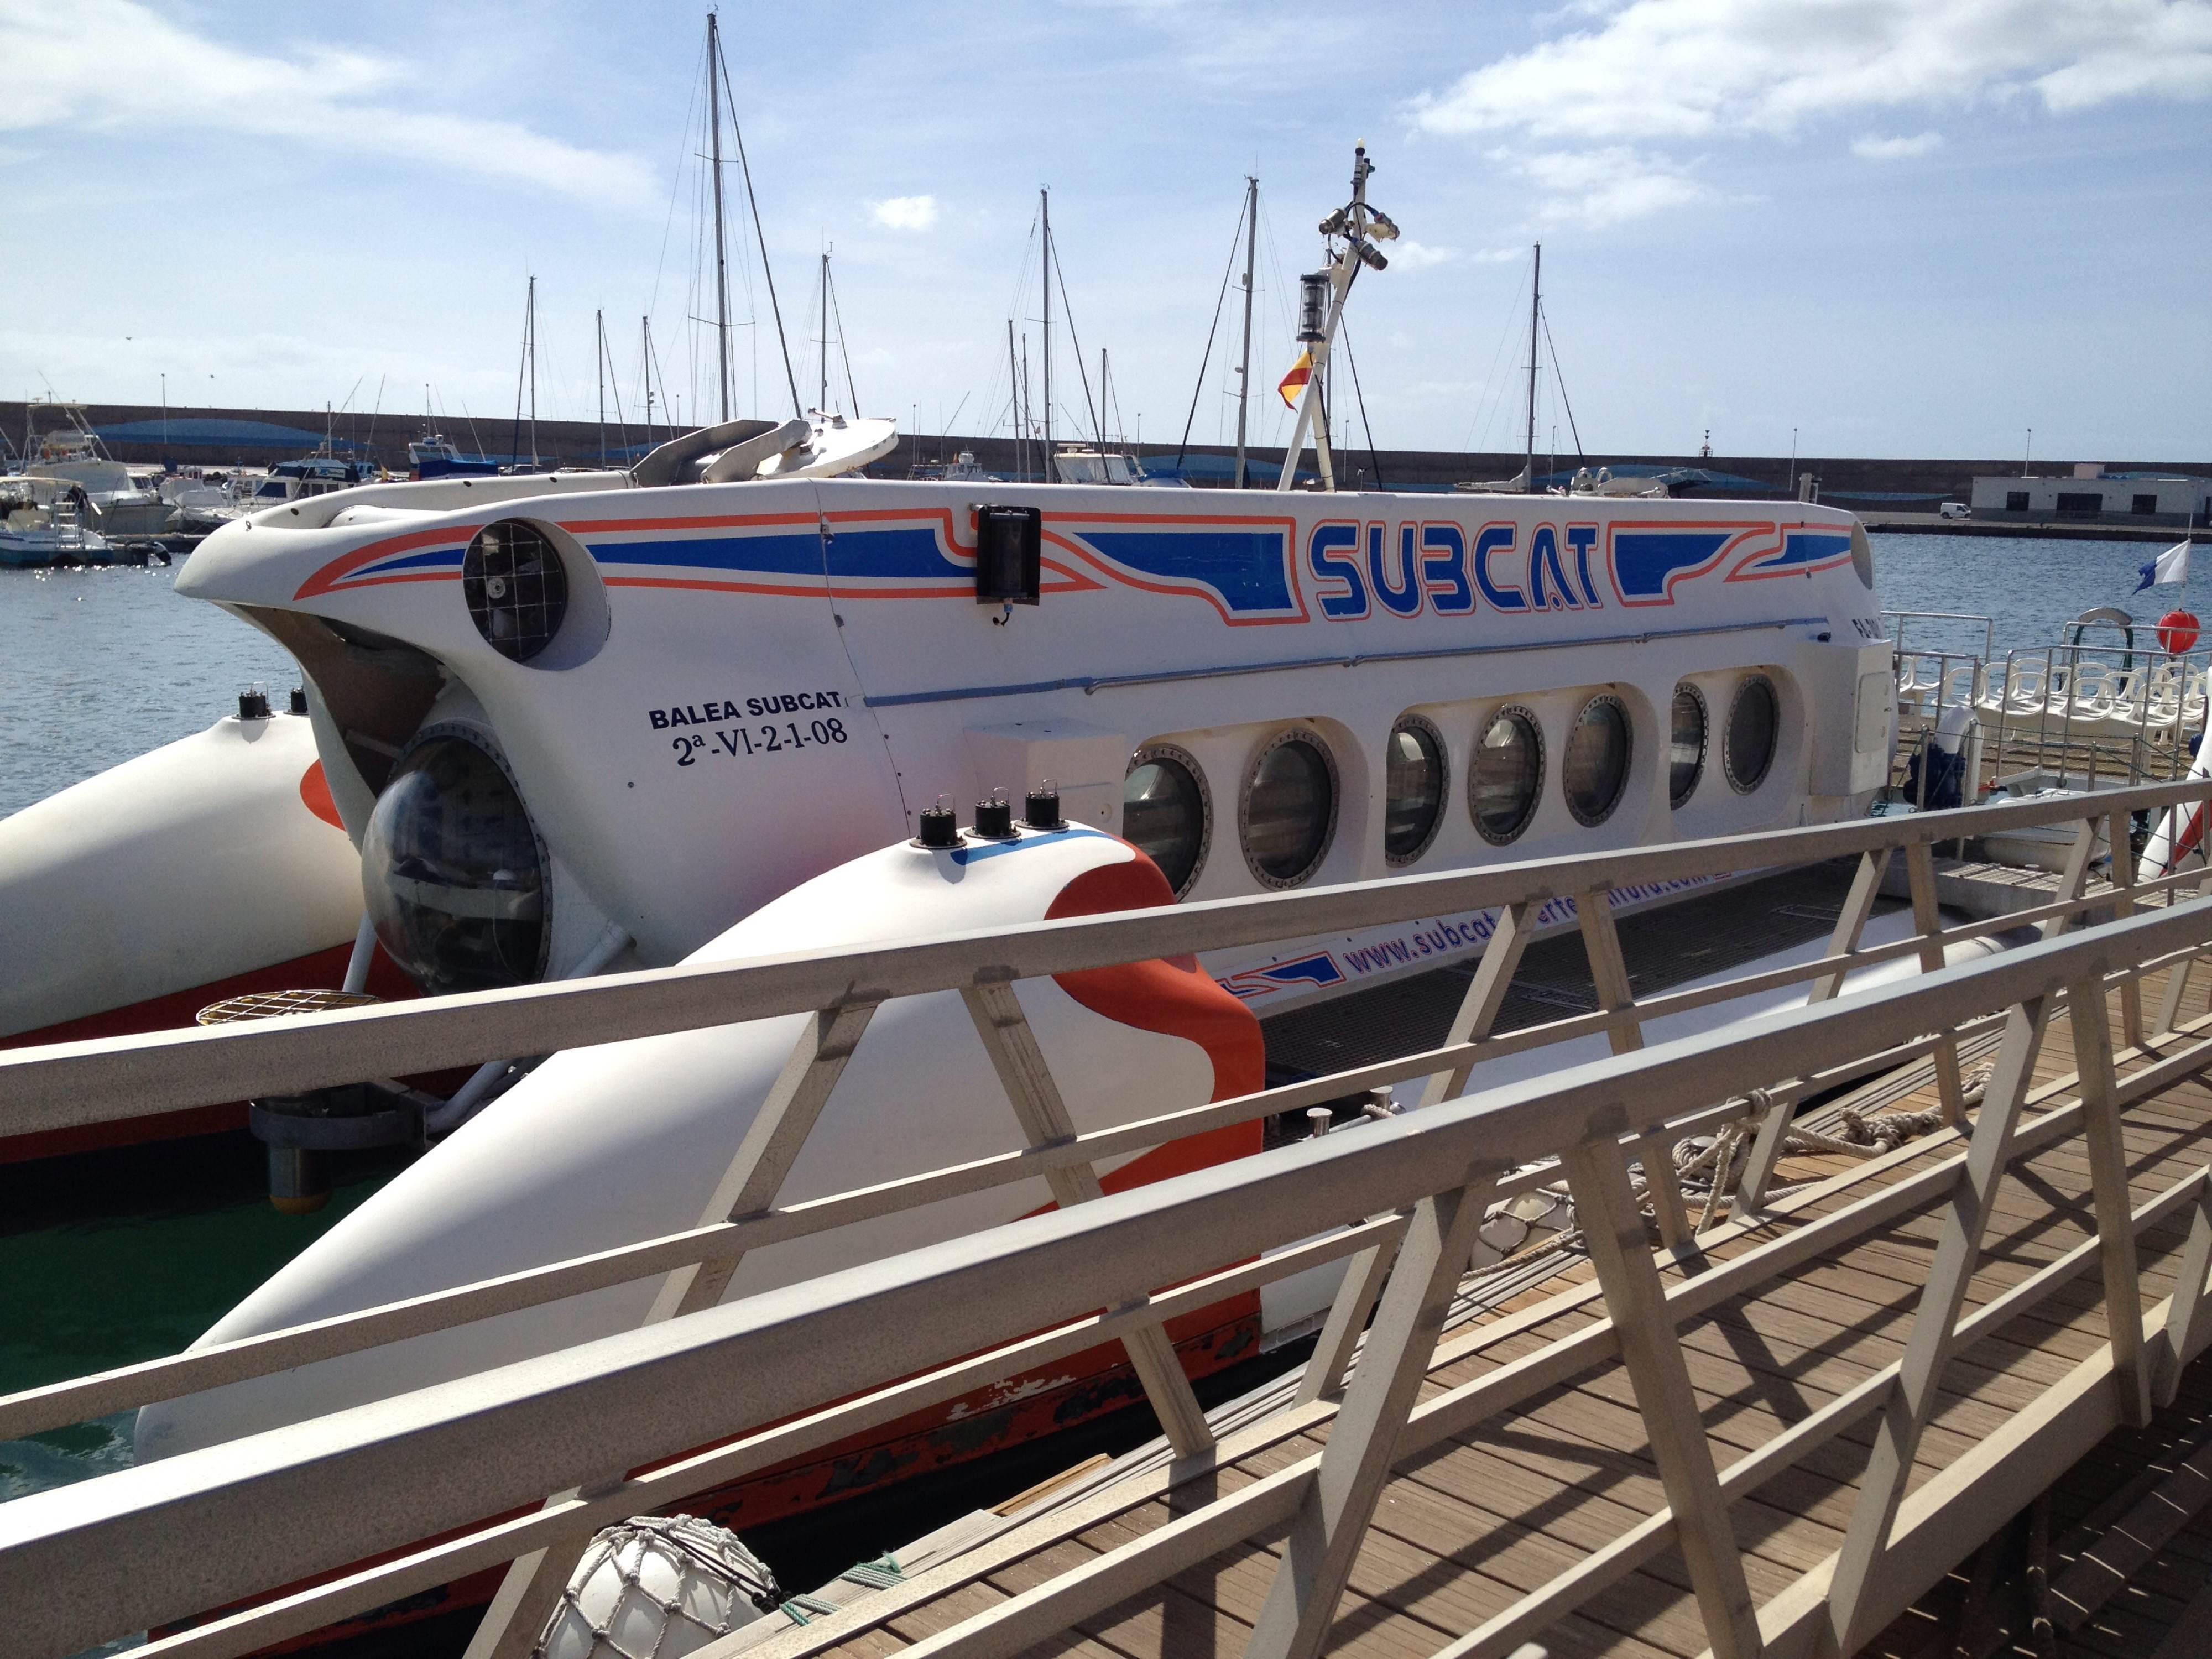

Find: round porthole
1724;674;1780;794
1563;696;1632;827
1470;706;1543;846
1123;744;1211;898
1240;728;1339;889
463;520;568;662
1384;715;1448;865
360;730;549;995
1668;683;1708;810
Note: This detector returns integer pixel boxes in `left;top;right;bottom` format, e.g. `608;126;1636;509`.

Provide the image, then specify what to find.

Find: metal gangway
8;784;2212;1659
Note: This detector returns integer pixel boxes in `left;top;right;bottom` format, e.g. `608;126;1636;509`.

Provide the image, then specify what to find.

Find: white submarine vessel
7;147;1905;1640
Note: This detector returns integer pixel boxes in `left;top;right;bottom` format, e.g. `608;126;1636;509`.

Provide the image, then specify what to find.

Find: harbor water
0;529;2204;1631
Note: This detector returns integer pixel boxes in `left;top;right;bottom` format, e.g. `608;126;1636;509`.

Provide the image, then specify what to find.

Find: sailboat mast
596;309;606;466
509;279;529;469
528;275;539;468
1040;189;1052;466
706;13;734;424
1234;175;1258;489
818;252;830;413
1098;348;1109;452
1524;241;1540;495
1005;320;1021;480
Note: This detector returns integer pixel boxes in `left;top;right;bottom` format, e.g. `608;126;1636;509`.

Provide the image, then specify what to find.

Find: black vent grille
463;521;568;662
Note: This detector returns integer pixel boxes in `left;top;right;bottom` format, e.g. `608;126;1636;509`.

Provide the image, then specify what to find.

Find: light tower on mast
1274;143;1397;493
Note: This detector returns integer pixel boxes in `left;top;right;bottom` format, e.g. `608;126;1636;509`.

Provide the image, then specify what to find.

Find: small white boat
1978;784;2112;872
0;479;113;566
12;400;171;536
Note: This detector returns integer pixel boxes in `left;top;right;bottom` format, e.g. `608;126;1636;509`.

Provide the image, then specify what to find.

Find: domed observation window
1123;744;1211;898
463;520;568;662
1725;674;1780;794
1384;716;1448;865
1563;696;1631;826
1470;707;1543;846
361;732;547;994
1240;729;1339;889
1668;684;1708;809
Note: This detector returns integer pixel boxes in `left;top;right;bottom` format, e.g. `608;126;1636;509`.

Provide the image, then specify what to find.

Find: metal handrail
5;779;2208;1135
5;832;2201;1453
0;787;2195;1451
6;895;2212;1659
1883;609;1994;661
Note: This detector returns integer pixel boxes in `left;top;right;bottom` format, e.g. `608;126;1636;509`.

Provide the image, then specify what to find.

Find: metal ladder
51;498;83;555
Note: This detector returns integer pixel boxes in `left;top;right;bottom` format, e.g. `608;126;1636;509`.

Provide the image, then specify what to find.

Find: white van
1938;501;1970;520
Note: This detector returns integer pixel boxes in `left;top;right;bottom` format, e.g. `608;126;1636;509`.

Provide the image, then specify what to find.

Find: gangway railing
4;783;2212;1659
1894;629;2212;798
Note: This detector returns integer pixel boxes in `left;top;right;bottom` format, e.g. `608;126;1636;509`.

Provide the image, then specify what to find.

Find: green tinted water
0;1140;404;1502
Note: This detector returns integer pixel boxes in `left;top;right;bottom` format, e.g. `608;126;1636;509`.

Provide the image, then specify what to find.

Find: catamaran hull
140;826;1264;1648
0;713;402;1161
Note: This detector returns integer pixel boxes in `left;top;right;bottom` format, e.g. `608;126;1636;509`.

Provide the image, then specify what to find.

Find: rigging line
1462;258;1528;457
1004;206;1040;320
1174;189;1248;473
1540;301;1583;460
646;33;709;324
509;278;530;468
1338;314;1384;491
1046;220;1104;452
826;257;860;414
601;320;630;461
714;34;802;419
1253;191;1298;451
457;396;486;463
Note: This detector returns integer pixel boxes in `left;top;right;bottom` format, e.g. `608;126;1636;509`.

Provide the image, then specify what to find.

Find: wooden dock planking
764;958;2212;1659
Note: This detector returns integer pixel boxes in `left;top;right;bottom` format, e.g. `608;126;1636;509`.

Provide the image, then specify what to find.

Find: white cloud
1853;131;1944;160
869;194;940;231
0;0;654;208
1411;0;2212;143
1389;239;1459;269
1507;146;1714;226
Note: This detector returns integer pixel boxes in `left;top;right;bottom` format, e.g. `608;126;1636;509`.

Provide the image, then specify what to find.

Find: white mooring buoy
538;1514;781;1659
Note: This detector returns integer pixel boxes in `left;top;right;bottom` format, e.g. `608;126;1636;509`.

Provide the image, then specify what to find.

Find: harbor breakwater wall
6;399;2202;509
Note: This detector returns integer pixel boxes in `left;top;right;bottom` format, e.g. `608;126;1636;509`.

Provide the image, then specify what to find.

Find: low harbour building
1970;465;2209;528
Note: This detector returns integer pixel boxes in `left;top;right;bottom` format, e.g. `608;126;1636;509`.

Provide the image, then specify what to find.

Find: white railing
1895;630;2212;796
3;782;2212;1659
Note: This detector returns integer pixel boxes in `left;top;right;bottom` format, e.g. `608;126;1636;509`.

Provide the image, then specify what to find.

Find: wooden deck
738;956;2212;1659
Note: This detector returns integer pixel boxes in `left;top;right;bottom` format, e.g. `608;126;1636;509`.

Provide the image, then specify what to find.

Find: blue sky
2;0;2208;461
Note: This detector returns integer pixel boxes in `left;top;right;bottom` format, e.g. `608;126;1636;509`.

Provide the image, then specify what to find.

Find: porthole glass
1470;707;1543;845
1123;744;1210;898
463;520;568;663
1668;684;1708;809
1563;696;1631;827
1384;716;1448;865
361;733;547;995
1240;729;1339;889
1725;675;1780;794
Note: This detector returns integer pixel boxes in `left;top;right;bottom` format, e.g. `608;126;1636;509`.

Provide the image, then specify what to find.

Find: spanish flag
1277;351;1312;410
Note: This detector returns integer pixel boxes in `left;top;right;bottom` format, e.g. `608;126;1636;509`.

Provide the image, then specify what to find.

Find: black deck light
916;797;961;848
974;505;1041;606
1297;273;1329;343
